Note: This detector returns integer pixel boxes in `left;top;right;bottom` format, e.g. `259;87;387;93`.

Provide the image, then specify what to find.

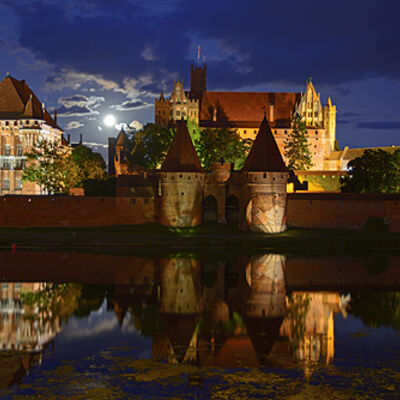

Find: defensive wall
0;195;157;227
287;193;400;233
0;193;400;232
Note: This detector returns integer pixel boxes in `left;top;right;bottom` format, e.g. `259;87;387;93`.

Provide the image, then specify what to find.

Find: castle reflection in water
0;253;351;387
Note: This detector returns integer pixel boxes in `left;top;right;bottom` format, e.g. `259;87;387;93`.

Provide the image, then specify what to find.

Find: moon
104;115;116;127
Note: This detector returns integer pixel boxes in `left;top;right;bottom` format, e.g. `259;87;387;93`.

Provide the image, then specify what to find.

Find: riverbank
0;223;399;254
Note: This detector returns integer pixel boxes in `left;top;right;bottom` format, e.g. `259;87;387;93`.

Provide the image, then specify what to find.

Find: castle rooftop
242;116;288;172
161;121;205;173
0;75;59;129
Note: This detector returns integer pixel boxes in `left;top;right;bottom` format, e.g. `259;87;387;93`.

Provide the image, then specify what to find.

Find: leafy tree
71;144;107;185
341;149;400;193
284;113;313;170
23;141;108;194
129;123;174;169
22;140;76;194
195;127;252;170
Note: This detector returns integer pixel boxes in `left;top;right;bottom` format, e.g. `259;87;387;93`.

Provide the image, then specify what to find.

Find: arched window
225;195;239;223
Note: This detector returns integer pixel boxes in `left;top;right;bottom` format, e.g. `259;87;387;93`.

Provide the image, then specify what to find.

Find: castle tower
114;129;130;176
240;116;288;233
190;64;207;100
323;97;337;151
160;121;205;227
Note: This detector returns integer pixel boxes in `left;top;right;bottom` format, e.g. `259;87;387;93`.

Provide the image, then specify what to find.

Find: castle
0;75;65;195
155;65;337;170
114;115;288;233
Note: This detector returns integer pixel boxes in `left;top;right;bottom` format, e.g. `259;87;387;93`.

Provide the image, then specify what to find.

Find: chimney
54;109;58;124
269;102;275;122
67;134;71;144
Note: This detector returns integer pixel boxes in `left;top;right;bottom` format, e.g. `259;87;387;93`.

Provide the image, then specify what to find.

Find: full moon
104;115;116;127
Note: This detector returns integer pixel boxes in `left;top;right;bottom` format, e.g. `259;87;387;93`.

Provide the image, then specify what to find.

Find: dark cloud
57;104;98;117
6;0;400;91
356;121;400;130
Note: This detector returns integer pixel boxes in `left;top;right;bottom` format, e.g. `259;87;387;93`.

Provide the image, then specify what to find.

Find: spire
160;90;164;101
161;121;205;172
327;97;332;107
115;129;130;148
242;116;287;172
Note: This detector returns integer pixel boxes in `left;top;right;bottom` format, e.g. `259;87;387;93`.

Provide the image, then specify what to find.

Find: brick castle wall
0;196;157;227
287;193;400;233
0;193;400;232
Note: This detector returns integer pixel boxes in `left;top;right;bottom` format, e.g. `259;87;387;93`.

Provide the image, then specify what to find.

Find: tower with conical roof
160;121;205;227
240;116;288;233
114;129;131;176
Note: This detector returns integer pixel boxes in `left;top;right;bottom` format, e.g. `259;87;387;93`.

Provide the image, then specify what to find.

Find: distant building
155;65;337;170
0;75;65;194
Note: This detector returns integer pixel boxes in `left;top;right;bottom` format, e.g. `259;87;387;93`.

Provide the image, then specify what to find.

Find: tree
71;144;107;185
23;141;108;194
195;127;252;170
129;123;174;169
22;140;76;194
341;149;400;193
284;113;313;170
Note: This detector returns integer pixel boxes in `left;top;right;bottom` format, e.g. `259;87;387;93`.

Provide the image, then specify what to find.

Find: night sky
1;0;399;160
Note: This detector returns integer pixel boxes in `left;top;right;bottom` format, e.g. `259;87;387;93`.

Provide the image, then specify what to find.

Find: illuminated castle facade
155;65;337;170
0;75;65;195
114;116;288;233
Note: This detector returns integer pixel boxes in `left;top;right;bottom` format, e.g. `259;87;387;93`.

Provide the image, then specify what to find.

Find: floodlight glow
104;115;116;127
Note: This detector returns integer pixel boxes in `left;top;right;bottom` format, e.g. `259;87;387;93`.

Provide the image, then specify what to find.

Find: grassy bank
0;223;399;254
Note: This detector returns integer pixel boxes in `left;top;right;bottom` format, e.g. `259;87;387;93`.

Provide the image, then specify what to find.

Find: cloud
82;141;108;149
356;121;400;130
57;94;105;117
65;120;84;130
57;104;99;117
115;120;143;132
141;46;159;61
110;99;150;111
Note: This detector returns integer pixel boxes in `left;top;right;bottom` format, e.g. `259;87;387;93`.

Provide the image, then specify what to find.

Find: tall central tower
190;64;207;100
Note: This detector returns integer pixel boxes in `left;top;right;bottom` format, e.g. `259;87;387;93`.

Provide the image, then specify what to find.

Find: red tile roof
161;121;205;173
242;116;288;172
0;75;60;129
200;91;301;128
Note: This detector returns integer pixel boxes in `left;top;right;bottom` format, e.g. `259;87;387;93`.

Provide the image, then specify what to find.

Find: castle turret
240;116;288;233
160;121;205;227
190;64;207;100
114;129;131;176
323;97;337;151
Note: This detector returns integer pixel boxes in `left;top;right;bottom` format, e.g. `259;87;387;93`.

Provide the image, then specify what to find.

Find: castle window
284;130;287;135
171;176;174;180
179;174;182;178
181;192;184;196
16;180;22;190
2;179;9;190
263;173;267;178
244;130;247;134
17;146;23;156
315;130;318;135
130;198;136;204
4;145;10;156
254;130;256;134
